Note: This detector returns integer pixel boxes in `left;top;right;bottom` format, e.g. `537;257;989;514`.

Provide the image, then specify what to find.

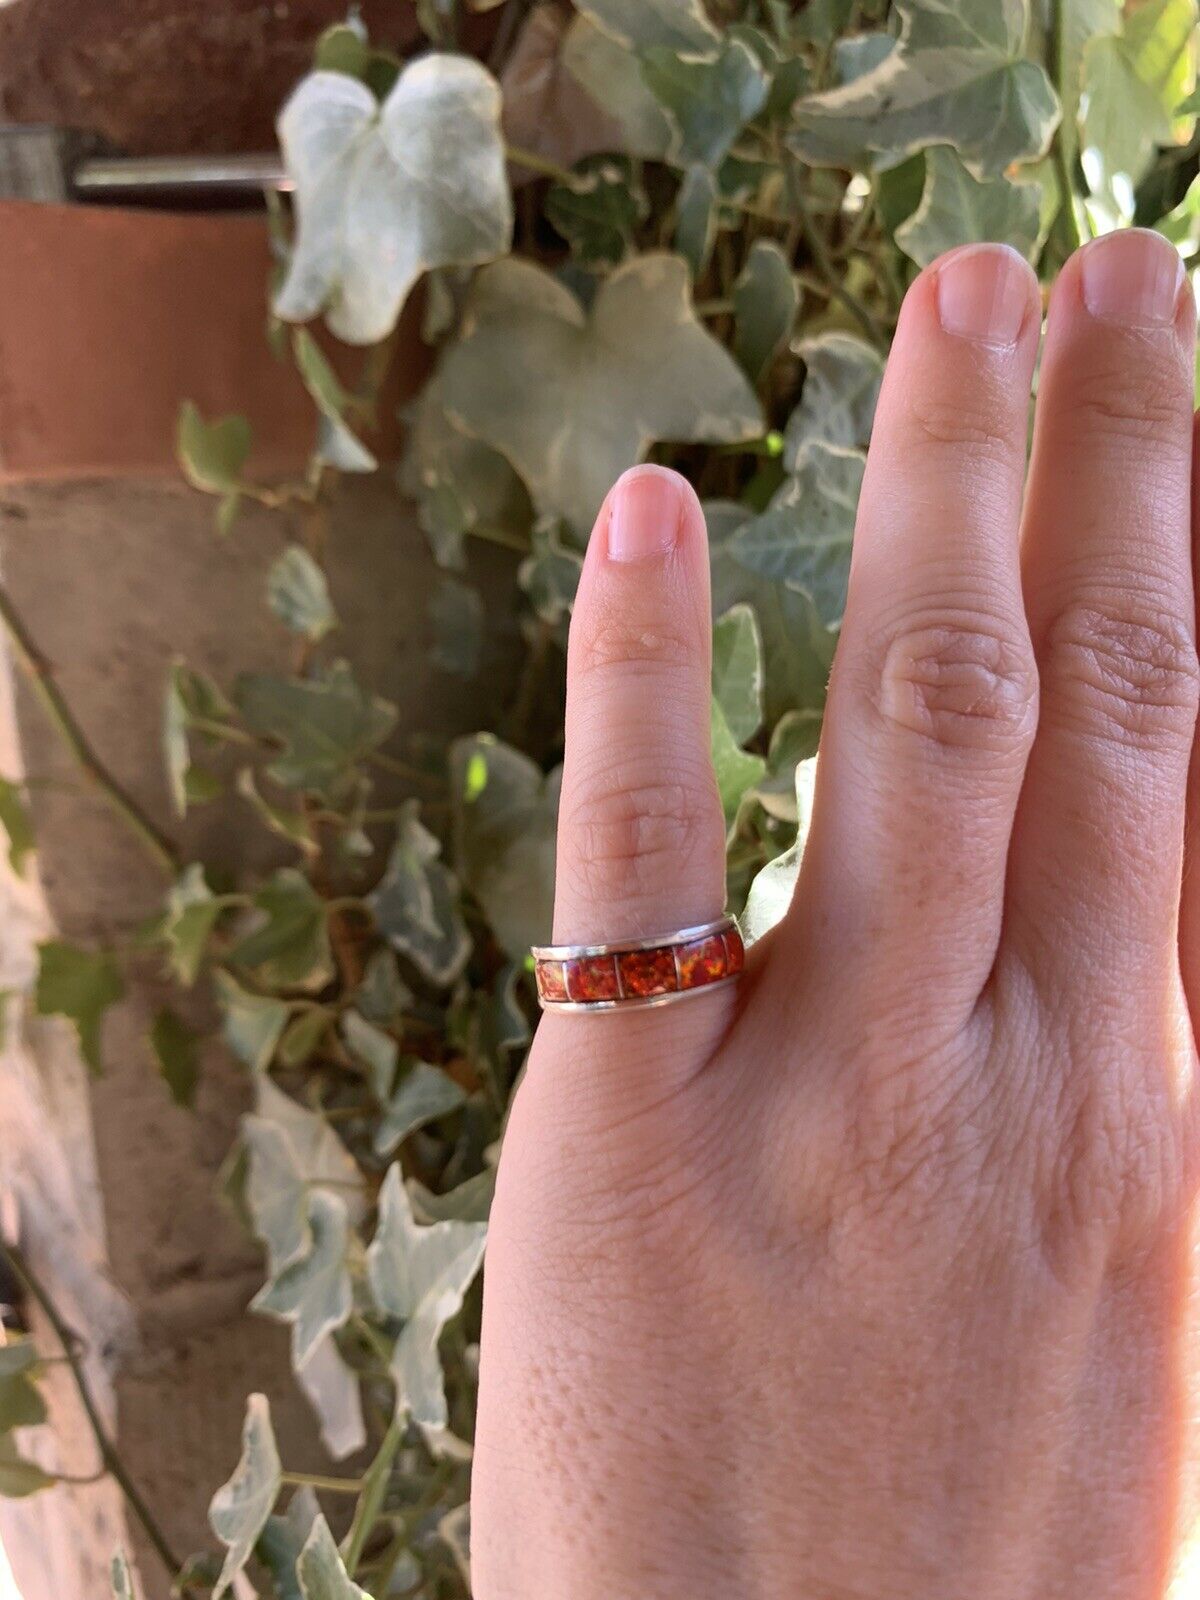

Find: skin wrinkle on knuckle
1047;344;1193;454
561;771;722;904
1040;602;1200;750
900;383;1024;465
866;614;1038;754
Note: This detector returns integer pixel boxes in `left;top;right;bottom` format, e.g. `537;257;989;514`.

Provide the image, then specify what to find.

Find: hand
471;230;1200;1599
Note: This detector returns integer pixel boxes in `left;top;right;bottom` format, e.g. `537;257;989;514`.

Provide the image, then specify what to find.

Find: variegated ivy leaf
234;661;397;801
258;1486;319;1600
449;734;560;959
642;37;771;169
0;776;33;875
732;240;799;383
236;769;319;859
429;577;485;678
215;970;290;1072
712;603;764;746
790;0;1060;180
297;1512;371;1600
784;332;883;468
674;163;718;278
755;708;823;822
209;1393;282;1600
341;1008;400;1100
436;254;762;534
834;29;896;84
367;801;472;986
275;58;512;344
375;1060;467;1156
895;145;1042;265
518;519;583;624
176;402;251;495
163;659;236;816
253;1190;354;1368
730;444;866;631
545;155;648;266
291;330;377;471
743;757;818;944
296;1335;366;1461
230;869;334;993
267;546;338;641
367;1166;488;1430
711;698;766;831
575;0;718;54
163;863;223;986
561;14;673;159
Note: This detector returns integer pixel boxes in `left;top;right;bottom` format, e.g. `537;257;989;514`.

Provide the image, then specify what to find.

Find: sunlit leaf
436;254;762;534
209;1394;282;1599
177;402;251;495
35;940;123;1076
712;603;764;745
743;757;818;942
711;698;766;830
367;1166;487;1430
298;1511;371;1600
275;59;512;343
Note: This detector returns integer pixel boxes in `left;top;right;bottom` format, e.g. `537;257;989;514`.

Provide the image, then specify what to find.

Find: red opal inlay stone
537;960;569;1003
567;955;621;1002
618;946;678;997
677;933;727;988
723;926;745;974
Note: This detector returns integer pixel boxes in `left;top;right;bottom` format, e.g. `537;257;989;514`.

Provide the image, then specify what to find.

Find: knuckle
1066;361;1192;452
563;767;722;907
1042;602;1199;750
573;612;695;681
868;614;1038;754
903;386;1019;464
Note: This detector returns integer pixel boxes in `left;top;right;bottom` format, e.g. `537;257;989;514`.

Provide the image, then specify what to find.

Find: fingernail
1080;228;1184;327
606;466;683;563
935;243;1033;346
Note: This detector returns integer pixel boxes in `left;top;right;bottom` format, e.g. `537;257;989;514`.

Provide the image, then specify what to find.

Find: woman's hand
471;229;1200;1599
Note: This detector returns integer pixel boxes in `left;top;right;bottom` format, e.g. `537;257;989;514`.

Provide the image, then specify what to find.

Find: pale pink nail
935;243;1034;347
606;466;683;563
1079;228;1184;327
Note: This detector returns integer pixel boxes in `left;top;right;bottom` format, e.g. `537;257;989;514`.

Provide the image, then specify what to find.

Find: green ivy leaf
275;59;512;344
291;331;378;472
209;1393;282;1599
784;332;883;467
235;661;398;801
314;20;369;79
342;1008;400;1100
449;734;559;959
0;1436;54;1497
277;1006;333;1069
743;757;818;942
253;1190;354;1368
236;769;320;859
732;240;799;383
1081;0;1197;208
436;255;762;534
429;578;485;677
297;1511;371;1600
712;603;764;745
163;864;225;985
375;1060;467;1156
834;29;896;83
711;698;766;830
150;1007;200;1108
35;940;123;1076
545;156;648;265
561;14;674;159
755;709;823;821
732;447;864;632
790;0;1060;179
368;801;472;986
895;145;1042;265
573;0;719;54
641;37;771;169
215;970;291;1073
176;402;251;495
674;163;718;277
267;546;338;640
410;1168;496;1223
366;1166;487;1430
230;869;334;992
518;519;583;623
354;947;413;1024
0;777;33;875
0;1342;46;1432
258;1487;319;1600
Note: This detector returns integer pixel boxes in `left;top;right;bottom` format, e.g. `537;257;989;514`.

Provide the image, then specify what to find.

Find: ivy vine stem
281;1469;367;1494
781;155;886;351
504;144;577;187
0;1244;190;1588
0;582;180;876
1047;0;1084;253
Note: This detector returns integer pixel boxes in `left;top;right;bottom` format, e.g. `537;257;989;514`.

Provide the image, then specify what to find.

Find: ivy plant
0;1;1198;1596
